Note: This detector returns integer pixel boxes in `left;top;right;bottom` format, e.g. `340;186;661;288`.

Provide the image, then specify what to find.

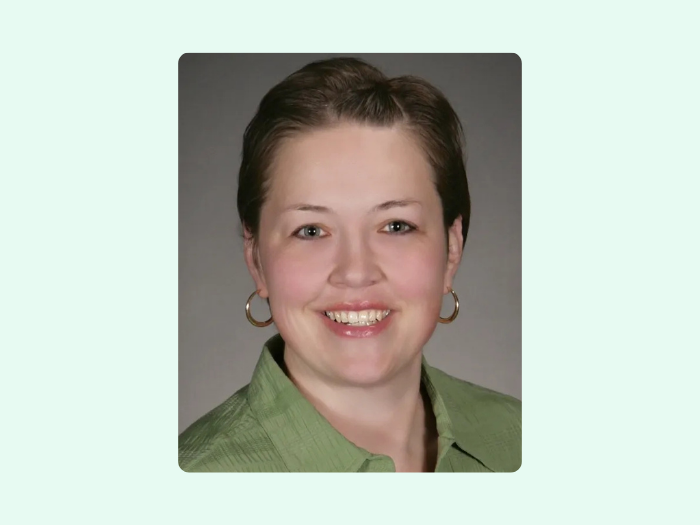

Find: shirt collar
246;334;370;472
247;333;507;472
421;360;515;472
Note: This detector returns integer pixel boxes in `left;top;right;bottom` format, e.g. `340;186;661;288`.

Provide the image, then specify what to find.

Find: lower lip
319;311;393;338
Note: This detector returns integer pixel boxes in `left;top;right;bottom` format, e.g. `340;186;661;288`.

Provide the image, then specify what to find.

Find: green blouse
179;334;521;472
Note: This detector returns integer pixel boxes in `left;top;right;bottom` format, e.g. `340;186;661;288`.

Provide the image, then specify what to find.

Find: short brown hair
237;57;470;254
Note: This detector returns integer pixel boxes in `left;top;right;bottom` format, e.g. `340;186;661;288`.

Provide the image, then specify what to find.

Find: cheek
381;239;447;309
394;252;444;295
263;244;331;302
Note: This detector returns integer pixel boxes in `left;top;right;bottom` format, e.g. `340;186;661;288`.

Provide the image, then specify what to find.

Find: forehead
267;123;436;210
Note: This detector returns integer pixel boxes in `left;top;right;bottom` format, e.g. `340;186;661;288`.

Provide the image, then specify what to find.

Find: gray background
179;54;521;434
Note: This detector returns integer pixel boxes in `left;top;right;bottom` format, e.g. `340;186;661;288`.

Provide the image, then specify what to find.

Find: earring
438;289;459;324
246;290;273;327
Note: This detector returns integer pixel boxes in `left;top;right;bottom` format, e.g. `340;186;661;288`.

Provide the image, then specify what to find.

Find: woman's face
245;122;463;386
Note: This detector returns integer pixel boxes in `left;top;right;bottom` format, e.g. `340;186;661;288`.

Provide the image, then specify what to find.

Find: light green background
3;1;698;523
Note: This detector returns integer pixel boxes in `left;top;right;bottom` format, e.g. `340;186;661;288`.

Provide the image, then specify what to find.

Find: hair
237;57;470;262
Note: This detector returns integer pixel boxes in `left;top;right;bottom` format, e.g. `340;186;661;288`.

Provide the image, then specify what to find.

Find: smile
324;309;391;326
319;308;393;339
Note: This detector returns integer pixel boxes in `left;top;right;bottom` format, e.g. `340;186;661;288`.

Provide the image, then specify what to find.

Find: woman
179;57;521;472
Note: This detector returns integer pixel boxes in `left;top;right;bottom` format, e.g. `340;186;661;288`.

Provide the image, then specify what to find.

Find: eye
294;225;327;240
382;221;416;235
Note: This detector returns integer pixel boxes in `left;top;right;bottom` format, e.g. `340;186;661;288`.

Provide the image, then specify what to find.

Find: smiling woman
179;55;521;472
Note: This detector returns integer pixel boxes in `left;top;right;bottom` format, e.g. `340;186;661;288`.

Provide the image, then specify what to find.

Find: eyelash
293;221;417;240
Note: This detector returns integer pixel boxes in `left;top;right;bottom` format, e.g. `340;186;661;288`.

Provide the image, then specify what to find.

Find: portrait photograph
179;53;522;472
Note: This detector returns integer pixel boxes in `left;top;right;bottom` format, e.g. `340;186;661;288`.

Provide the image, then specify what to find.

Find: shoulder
427;364;521;439
427;366;521;471
429;365;520;413
178;385;287;472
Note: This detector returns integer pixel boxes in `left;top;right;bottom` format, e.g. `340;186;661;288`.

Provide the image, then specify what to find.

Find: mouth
318;307;393;339
323;309;391;327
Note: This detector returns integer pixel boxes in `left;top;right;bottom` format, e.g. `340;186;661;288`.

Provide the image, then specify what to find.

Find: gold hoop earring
438;289;459;324
245;290;273;327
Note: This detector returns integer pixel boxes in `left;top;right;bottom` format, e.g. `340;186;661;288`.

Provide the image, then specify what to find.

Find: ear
243;228;269;299
443;216;464;294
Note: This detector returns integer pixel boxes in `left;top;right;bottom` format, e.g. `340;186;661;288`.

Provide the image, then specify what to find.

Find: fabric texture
179;334;521;472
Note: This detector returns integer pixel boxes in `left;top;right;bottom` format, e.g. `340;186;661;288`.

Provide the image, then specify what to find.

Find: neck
283;353;438;472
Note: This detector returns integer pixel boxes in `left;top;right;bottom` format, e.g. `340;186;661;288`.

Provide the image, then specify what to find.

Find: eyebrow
284;199;422;214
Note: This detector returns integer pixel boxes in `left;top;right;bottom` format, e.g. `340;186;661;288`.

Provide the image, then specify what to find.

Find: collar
247;333;509;472
422;360;518;472
246;334;370;472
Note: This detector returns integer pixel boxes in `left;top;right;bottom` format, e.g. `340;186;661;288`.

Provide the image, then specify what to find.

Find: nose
328;234;383;289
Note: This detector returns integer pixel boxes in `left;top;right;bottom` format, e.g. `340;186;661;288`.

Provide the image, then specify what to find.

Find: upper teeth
324;309;391;324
